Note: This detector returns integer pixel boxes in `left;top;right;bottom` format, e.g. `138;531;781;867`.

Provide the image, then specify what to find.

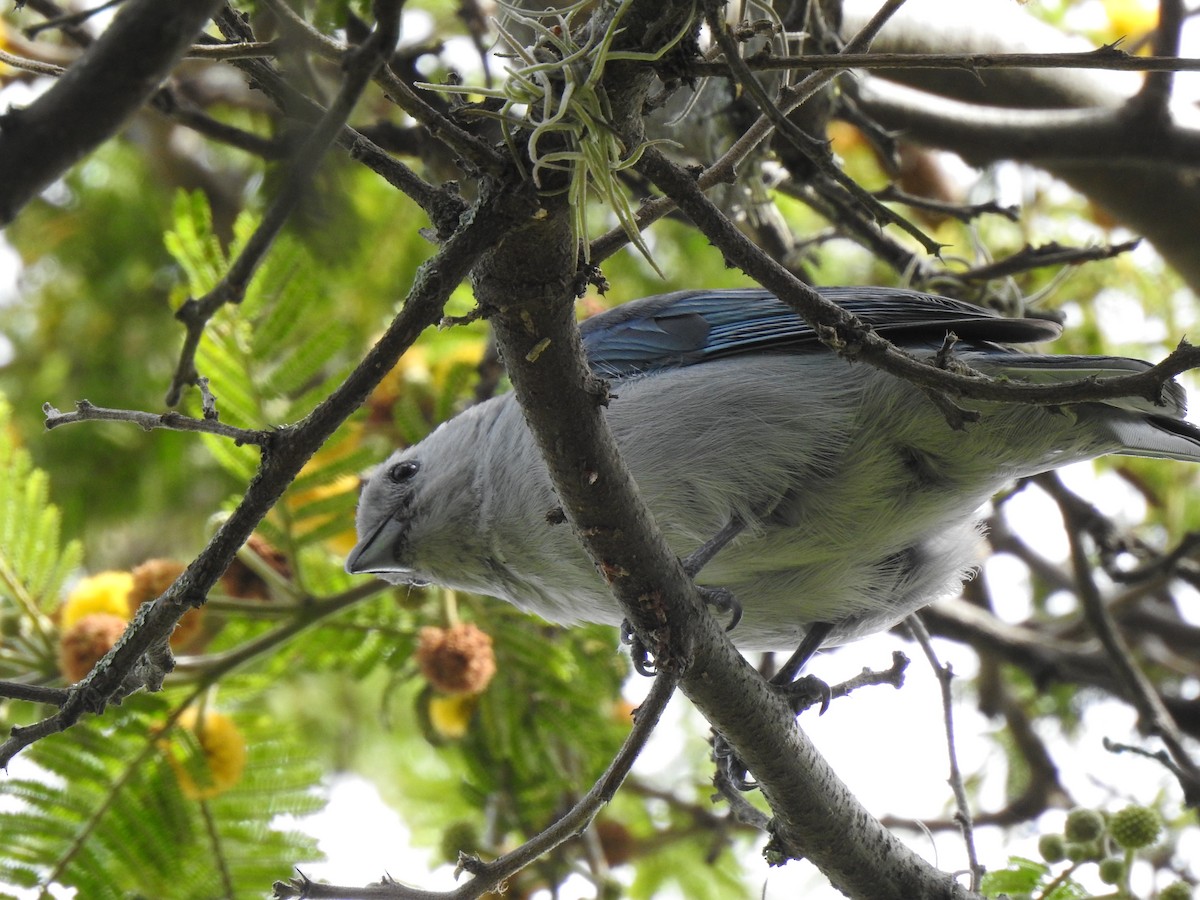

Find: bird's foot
620;619;657;677
780;673;832;715
710;624;835;791
698;585;742;632
712;731;756;791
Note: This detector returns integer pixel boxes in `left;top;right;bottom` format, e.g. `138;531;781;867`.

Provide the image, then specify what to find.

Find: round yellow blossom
169;707;248;800
60;571;133;628
427;693;478;740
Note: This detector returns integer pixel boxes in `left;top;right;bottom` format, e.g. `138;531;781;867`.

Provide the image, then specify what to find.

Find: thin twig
19;0;95;46
681;47;1200;76
42;400;273;446
23;0;127;38
635;143;1200;412
907;616;982;892
185;39;281;60
776;177;927;279
273;671;680;900
0;48;66;76
0;682;71;705
1045;473;1200;806
953;240;1140;283
874;185;1020;224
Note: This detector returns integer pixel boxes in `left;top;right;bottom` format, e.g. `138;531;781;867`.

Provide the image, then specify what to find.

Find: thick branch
683;48;1200;76
0;0;224;223
456;7;979;895
840;0;1200;291
478;208;978;900
852;79;1200;168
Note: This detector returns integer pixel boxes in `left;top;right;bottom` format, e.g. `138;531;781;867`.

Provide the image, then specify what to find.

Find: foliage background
0;0;1198;898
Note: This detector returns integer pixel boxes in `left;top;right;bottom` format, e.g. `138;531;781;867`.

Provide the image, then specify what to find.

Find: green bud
1064;840;1101;862
1038;833;1066;863
1109;805;1161;850
1064;807;1106;843
1158;883;1193;900
439;820;481;864
1097;857;1125;886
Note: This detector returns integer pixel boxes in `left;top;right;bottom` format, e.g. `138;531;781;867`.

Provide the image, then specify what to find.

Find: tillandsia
415;0;697;273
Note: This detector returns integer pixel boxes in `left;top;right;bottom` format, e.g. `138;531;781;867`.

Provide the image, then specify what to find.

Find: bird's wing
579;287;1062;377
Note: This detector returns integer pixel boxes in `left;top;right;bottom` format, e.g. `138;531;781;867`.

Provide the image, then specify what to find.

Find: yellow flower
1103;0;1157;41
60;571;133;628
169;707;248;800
427;693;478;740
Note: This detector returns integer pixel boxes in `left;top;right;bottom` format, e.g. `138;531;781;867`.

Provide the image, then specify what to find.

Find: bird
347;286;1200;657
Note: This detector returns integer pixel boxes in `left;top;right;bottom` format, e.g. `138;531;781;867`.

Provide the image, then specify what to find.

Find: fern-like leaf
0;695;324;899
0;395;82;678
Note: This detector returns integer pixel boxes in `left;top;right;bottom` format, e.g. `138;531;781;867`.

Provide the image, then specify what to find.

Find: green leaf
0;395;82;679
0;695;324;899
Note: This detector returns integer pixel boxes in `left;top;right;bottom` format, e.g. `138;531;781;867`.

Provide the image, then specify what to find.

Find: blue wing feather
580;288;1063;377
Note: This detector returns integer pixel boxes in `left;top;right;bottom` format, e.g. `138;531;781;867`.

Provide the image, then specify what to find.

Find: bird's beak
345;515;407;576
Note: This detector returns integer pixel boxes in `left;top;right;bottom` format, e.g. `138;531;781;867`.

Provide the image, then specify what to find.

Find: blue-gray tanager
347;287;1200;653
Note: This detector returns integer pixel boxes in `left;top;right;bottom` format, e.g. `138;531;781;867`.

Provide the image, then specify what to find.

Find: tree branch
907;617;982;891
839;0;1200;291
681;47;1200;76
921;598;1200;739
0;0;225;223
851;78;1200;168
1133;0;1185;114
42;400;272;446
1041;473;1200;805
635;143;1200;411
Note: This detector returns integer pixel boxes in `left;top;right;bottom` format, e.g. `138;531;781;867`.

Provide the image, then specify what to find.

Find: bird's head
346;423;492;588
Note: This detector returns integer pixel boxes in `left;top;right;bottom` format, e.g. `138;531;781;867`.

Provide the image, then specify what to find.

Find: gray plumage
347;288;1200;651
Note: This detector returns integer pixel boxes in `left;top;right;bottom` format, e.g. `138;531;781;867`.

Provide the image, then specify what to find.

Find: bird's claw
698;585;742;632
712;733;756;791
711;674;832;792
620;618;658;677
782;674;832;715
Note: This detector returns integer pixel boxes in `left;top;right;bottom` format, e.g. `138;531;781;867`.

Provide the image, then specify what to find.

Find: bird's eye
388;460;420;483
